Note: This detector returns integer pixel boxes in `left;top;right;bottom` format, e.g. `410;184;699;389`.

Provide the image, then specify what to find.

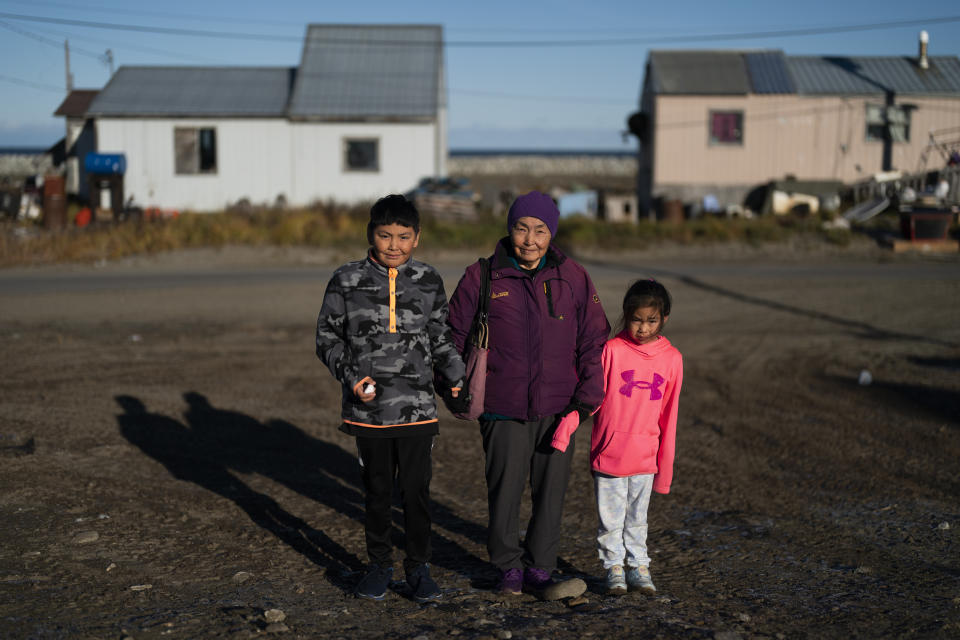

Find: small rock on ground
72;531;99;544
538;577;587;601
264;609;286;623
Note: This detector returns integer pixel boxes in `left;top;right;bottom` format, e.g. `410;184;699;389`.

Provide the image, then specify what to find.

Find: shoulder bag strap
470;258;491;349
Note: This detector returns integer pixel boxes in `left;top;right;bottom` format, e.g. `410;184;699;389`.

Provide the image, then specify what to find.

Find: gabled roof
86;67;296;117
288;24;442;120
788;56;960;96
646;50;960;97
54;90;99;117
81;25;443;121
648;51;751;95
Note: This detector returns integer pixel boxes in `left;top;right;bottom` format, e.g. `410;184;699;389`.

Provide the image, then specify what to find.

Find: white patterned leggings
594;472;654;569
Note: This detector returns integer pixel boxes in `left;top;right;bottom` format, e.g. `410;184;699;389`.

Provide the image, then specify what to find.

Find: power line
0;73;64;92
1;18;230;64
0;0;307;28
1;11;959;48
0;20;102;58
655;102;960;132
0;11;301;42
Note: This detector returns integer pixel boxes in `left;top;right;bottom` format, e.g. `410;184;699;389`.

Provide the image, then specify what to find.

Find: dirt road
1;244;958;639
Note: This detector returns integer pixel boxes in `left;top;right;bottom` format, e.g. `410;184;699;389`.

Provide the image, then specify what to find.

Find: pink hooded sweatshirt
552;331;683;494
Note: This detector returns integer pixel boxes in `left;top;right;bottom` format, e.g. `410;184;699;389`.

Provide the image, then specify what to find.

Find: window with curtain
709;110;743;145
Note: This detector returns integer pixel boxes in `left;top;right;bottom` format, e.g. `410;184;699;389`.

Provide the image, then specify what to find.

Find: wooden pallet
882;235;960;253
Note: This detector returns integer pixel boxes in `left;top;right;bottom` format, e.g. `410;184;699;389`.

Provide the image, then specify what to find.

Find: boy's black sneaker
355;564;393;600
405;563;441;602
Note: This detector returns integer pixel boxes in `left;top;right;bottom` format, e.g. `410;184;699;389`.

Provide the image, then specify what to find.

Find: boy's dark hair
618;279;672;332
367;194;420;244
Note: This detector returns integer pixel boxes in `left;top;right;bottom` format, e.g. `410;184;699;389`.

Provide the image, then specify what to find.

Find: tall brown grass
0;205;858;267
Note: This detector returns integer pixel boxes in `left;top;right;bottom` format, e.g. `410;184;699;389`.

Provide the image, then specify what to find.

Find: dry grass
0;203;867;267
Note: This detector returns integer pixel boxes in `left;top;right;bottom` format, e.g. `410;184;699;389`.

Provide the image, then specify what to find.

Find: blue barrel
84;153;126;175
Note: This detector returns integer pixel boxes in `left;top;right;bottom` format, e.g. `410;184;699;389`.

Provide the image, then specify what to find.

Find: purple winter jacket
447;238;610;421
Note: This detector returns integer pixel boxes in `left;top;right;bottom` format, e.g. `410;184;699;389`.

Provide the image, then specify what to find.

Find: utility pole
103;49;114;76
64;39;73;91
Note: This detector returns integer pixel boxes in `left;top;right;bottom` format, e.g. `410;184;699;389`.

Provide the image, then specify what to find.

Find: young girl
552;279;683;595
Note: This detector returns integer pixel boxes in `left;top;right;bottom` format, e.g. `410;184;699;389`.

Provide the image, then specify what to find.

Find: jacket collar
365;249;414;275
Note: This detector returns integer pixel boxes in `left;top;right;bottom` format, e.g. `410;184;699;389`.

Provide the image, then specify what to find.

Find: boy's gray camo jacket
316;253;465;437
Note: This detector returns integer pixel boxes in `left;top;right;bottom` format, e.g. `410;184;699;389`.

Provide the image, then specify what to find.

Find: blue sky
1;0;958;150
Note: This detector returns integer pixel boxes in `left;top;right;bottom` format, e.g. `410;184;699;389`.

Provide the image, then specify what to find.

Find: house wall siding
290;121;437;205
95;118;438;210
651;94;960;192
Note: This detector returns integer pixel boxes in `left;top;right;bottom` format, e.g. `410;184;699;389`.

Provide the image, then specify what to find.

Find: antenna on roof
101;49;115;77
918;30;929;70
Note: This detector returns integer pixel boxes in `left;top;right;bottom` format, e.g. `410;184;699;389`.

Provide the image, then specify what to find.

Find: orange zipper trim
388;267;397;333
343;418;439;429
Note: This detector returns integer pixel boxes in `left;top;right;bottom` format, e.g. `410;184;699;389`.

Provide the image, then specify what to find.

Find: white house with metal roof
632;35;960;216
84;24;446;211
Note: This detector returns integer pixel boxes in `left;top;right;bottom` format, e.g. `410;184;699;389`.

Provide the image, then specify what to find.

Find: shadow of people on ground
118;392;490;588
116;394;362;589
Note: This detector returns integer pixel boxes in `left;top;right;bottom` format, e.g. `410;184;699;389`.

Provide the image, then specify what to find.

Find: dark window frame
174;126;217;175
343;137;380;173
865;103;911;143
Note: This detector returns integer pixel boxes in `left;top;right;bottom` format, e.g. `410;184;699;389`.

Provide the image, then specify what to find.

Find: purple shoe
524;567;587;600
498;568;523;595
523;567;554;591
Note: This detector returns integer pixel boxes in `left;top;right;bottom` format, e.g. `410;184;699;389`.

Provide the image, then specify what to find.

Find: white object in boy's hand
363;383;376;395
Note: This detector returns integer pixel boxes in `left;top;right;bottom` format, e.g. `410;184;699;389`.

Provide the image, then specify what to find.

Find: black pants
480;416;575;571
356;434;434;572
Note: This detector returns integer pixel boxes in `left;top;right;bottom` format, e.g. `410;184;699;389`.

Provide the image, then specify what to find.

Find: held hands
551;408;587;453
355;378;471;412
443;387;471;414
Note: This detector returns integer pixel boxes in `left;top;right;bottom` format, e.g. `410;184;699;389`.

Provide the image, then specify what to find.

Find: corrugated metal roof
647;50;960;97
788;56;960;96
648;51;751;95
86;67;295;117
745;51;794;94
288;24;442;119
54;90;99;117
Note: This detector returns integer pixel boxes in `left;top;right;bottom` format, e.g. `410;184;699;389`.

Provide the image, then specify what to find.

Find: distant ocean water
2;147;632;158
450;149;634;157
0;147;48;155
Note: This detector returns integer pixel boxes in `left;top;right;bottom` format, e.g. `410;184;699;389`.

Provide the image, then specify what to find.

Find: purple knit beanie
507;191;559;237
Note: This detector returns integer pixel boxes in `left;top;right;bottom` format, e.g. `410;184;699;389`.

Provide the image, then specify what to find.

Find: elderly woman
447;190;609;596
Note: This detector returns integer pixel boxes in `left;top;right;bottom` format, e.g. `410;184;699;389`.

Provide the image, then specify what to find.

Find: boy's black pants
356;434;434;573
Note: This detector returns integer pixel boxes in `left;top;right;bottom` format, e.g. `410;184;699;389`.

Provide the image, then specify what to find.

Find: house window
174;127;217;174
343;138;379;172
709;110;743;145
865;104;911;143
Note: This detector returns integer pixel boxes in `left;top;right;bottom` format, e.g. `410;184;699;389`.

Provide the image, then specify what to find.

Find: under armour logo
619;370;664;400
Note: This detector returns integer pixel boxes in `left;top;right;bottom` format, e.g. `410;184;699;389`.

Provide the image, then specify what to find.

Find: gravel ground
1;241;958;639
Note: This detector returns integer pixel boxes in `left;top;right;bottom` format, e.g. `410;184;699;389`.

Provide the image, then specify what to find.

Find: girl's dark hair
618;279;672;333
367;194;420;244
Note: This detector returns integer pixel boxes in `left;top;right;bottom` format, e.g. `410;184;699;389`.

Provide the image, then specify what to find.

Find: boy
315;194;466;601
